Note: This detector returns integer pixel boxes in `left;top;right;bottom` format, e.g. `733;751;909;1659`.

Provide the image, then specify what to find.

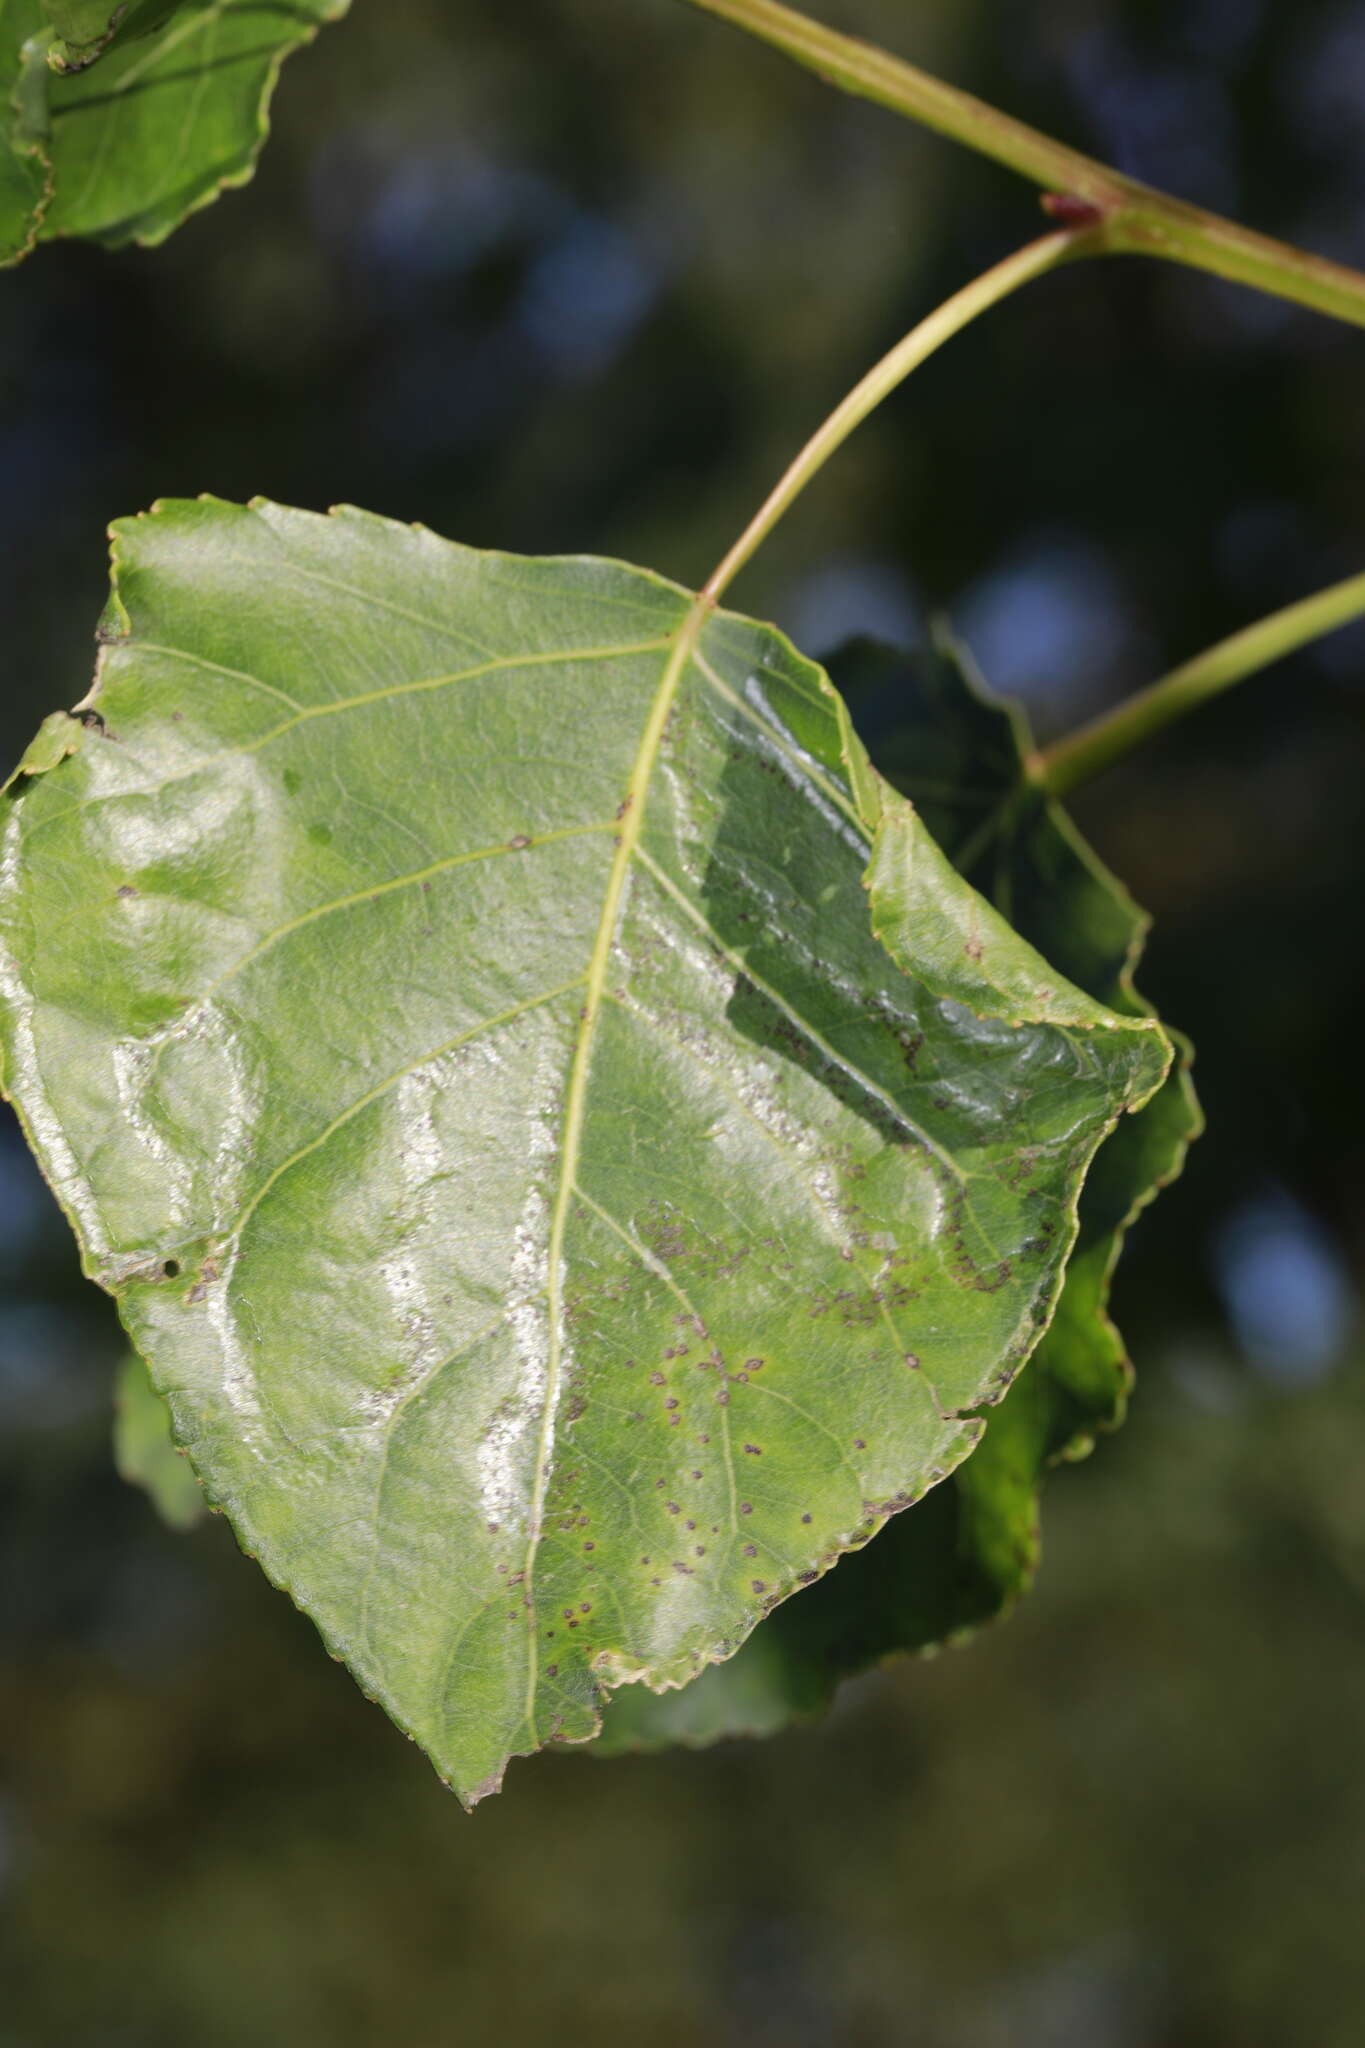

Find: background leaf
1;0;347;260
0;1;48;262
113;1346;206;1528
596;630;1199;1753
0;497;1168;1802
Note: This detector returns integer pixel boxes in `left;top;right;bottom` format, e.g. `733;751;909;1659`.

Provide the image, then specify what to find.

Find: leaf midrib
518;598;711;1735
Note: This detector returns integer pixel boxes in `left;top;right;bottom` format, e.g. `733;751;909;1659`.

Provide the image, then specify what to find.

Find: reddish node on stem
1041;191;1106;226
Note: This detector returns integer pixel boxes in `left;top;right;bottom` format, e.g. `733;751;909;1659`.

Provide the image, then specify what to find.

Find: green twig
1034;570;1365;796
705;226;1098;602
676;0;1365;331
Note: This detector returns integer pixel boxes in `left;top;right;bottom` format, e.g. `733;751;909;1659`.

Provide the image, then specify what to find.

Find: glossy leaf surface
598;633;1198;1752
2;0;347;260
0;500;1168;1801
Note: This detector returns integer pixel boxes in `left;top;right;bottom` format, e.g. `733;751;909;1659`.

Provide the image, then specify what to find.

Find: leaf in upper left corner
37;0;349;249
1;1;50;263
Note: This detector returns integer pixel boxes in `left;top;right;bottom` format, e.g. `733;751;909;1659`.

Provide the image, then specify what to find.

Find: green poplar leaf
0;498;1169;1803
597;632;1199;1754
114;1346;207;1529
2;0;347;261
0;2;49;263
39;0;348;246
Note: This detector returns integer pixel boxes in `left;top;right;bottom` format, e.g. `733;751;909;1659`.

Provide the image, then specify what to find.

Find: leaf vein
357;1298;541;1664
632;842;964;1185
224;975;587;1247
692;646;866;833
235;636;676;747
159;820;616;1032
518;603;711;1737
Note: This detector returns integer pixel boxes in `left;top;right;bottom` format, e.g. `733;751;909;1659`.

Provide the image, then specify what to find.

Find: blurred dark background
3;1;1365;2041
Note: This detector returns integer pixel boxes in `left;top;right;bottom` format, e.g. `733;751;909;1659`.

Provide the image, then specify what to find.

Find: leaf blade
0;500;1169;1800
